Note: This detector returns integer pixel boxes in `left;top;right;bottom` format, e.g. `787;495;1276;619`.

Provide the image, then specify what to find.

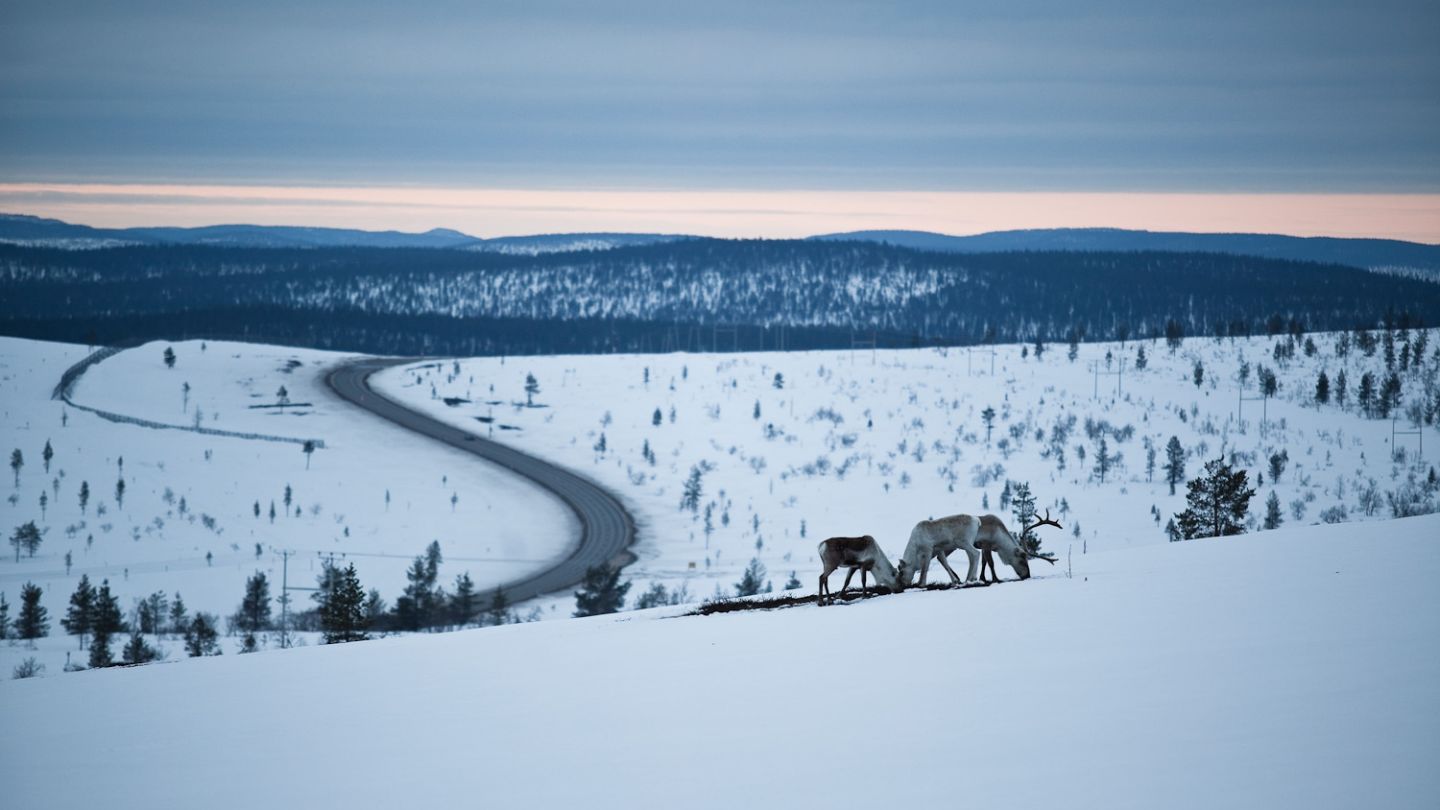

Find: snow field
4;514;1438;809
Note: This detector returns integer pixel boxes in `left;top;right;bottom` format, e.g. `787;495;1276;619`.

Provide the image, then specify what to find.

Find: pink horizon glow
2;183;1438;243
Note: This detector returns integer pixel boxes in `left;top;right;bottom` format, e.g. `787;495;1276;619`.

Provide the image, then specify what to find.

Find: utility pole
279;550;290;649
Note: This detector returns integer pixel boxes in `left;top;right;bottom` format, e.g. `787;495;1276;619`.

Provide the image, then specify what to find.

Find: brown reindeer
816;535;900;605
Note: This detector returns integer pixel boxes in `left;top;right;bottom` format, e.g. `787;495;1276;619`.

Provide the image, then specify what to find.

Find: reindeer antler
1023;508;1063;536
1021;509;1062;564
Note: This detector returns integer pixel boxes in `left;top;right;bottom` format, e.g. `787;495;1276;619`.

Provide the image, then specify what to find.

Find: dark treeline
2;239;1437;356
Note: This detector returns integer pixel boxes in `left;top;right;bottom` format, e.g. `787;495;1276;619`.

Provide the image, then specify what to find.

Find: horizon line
3;183;1439;244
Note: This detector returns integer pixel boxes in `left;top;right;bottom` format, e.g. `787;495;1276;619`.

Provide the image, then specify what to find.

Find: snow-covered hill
0;338;572;673
377;329;1440;611
5;514;1438;809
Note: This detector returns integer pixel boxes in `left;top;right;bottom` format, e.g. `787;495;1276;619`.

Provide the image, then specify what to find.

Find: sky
2;1;1438;240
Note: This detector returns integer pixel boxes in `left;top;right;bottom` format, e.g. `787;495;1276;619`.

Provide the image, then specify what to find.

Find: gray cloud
2;0;1436;190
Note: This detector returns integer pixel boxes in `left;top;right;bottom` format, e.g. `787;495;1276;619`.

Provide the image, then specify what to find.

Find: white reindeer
897;511;1061;587
816;535;900;605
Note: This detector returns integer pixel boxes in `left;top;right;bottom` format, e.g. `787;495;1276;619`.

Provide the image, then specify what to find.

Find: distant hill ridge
810;227;1440;273
3;213;1438;271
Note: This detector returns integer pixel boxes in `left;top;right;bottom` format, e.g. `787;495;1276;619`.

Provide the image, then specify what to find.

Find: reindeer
816;535;900;605
897;510;1061;587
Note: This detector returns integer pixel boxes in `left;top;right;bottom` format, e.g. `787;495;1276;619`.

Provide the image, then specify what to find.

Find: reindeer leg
963;548;981;583
818;571;828;606
839;567;857;597
861;567;869;598
918;555;931;587
936;551;963;585
981;549;997;583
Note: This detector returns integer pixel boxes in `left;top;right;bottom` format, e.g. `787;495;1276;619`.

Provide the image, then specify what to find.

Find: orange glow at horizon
2;183;1438;243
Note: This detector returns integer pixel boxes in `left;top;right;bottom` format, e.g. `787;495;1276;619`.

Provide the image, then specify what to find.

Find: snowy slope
375;331;1440;609
1;338;573;673
5;514;1438;809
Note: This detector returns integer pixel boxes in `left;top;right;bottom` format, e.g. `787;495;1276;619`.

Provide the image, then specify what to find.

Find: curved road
327;357;636;606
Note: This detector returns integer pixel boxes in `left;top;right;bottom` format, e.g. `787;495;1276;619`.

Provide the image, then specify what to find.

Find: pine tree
1134;344;1148;370
237;572;271;633
1092;437;1114;483
487;587;509;626
1315;370;1330;405
184;613;222;656
525;373;540;406
0;592;8;640
17;582;48;640
169;593;188;634
63;574;96;649
11;448;23;487
735;557;768;597
1264;491;1284;530
115;476;125;509
163;346;176;369
573;565;630;617
1010;482;1042;553
1335;369;1348;407
10;520;42;561
680;465;704;512
1268;450;1289;483
1163;436;1185;495
321;564;368;644
1358;372;1375;416
122;631;158;664
139;591;169;636
1174;458;1256;540
42;439;53;474
450;572;477;626
79;480;90;514
981;406;997;443
1165;517;1180;542
393;545;442;631
88;579;124;660
1193;360;1204;388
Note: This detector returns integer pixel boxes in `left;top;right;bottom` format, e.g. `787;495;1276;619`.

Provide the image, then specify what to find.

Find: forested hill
2;239;1436;356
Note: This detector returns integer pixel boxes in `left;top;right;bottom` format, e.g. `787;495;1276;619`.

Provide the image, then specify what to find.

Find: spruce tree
487;587;509;626
0;592;8;639
450;572;477;626
1163;436;1185;495
122;631;158;665
10;448;22;488
89;579;124;660
680;465;703;512
42;440;53;474
1174;458;1256;540
1315;371;1330;405
735;557;768;597
236;572;271;634
169;593;188;634
17;582;48;639
79;480;89;514
574;565;630;617
184;613;222;656
63;574;96;649
319;563;367;644
1264;491;1284;530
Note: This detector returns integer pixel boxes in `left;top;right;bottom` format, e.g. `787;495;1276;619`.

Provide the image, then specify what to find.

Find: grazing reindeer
898;510;1061;587
817;536;899;605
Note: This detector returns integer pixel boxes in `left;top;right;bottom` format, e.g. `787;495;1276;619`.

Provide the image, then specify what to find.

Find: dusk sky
3;0;1438;239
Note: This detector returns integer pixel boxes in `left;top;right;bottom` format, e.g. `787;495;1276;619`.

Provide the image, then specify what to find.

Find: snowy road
326;357;636;605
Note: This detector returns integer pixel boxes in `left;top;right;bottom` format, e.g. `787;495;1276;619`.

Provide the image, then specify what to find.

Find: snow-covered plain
6;513;1439;809
377;330;1440;607
1;338;573;674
